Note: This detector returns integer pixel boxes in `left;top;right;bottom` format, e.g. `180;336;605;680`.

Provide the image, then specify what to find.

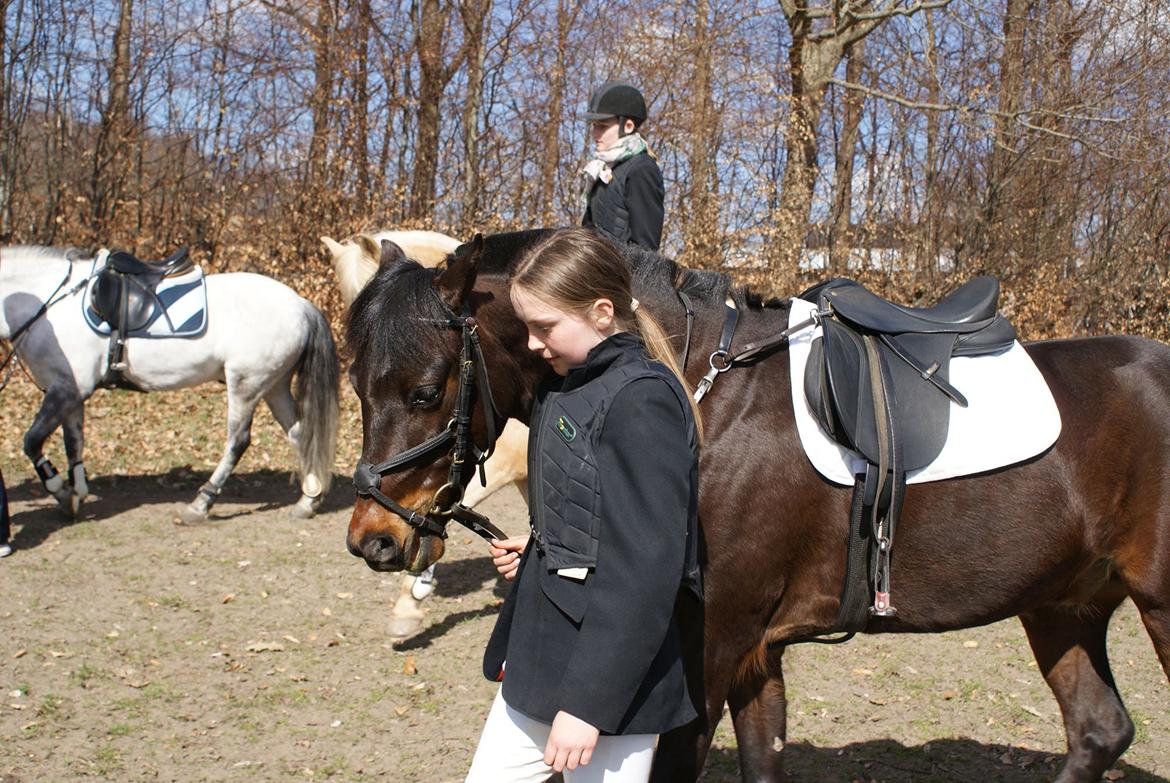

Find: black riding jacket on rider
482;332;701;735
581;152;665;252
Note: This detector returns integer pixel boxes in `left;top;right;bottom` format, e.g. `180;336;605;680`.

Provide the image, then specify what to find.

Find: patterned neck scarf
581;133;649;190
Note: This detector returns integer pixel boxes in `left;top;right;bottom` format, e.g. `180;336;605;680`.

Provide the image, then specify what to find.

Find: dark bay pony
345;231;1170;783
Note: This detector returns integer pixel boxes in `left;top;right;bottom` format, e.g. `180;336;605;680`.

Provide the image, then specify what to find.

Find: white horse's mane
320;229;461;306
1;245;84;263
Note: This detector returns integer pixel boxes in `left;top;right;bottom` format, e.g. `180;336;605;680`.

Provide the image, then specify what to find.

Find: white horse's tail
293;303;340;495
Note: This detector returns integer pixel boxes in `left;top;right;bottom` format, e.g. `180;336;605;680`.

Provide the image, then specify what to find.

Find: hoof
387;613;425;639
52;492;75;518
0;543;11;558
290;495;317;519
69;494;85;518
178;505;210;525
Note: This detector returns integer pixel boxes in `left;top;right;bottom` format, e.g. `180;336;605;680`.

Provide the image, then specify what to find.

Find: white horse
0;246;339;530
323;230;530;636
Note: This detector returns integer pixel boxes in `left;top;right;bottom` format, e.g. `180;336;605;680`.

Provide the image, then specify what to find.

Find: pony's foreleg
60;404;88;517
23;382;82;515
181;385;259;524
264;380;322;519
386;571;430;638
726;644;788;783
1021;589;1133;783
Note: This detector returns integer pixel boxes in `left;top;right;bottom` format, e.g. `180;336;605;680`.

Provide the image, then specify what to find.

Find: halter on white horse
0;246;339;527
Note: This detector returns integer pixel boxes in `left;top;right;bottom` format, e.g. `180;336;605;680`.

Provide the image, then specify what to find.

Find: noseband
353;295;508;542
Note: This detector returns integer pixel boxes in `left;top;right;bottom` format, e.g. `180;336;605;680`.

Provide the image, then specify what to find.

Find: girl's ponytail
632;306;703;441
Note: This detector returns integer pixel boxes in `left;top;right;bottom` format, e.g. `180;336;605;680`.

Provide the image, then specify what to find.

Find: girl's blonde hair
510;228;702;437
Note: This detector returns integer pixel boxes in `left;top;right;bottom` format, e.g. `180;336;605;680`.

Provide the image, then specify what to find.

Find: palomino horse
0;246;338;527
345;232;1169;782
322;230;529;636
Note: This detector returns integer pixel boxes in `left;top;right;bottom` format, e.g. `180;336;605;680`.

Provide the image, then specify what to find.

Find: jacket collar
560;332;645;391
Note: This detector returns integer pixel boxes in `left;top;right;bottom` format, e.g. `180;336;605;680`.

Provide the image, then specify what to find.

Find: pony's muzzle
354;532;402;572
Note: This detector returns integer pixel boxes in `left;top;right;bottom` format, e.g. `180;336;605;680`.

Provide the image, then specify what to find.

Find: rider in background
467;228;702;782
580;81;665;252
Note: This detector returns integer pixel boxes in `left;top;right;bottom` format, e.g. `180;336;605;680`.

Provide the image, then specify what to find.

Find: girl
466;228;702;782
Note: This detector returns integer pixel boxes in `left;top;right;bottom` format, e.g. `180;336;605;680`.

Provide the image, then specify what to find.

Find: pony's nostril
363;535;399;565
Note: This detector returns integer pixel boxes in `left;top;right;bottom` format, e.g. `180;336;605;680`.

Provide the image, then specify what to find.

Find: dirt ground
1;380;1167;782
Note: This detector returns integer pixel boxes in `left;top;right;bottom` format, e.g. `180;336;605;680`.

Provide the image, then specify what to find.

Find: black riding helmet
583;80;648;130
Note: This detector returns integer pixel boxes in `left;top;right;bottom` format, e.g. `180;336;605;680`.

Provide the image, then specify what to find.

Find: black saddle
803;277;1015;471
800;277;1017;624
107;248;192;277
90;247;192;387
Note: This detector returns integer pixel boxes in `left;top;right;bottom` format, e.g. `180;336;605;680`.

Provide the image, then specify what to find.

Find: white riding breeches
466;688;656;783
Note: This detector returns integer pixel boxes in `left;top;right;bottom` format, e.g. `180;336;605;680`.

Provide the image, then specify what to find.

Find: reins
690;299;822;404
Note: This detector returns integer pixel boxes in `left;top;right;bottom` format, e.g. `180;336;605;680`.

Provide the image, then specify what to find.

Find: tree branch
828;77;1160;162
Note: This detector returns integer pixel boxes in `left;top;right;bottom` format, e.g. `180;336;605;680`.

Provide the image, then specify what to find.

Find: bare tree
88;0;135;243
409;0;470;220
769;0;949;274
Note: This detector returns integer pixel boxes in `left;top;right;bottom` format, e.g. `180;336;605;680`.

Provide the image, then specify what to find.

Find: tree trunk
305;0;334;190
682;0;720;268
538;0;570;226
459;0;491;232
829;39;865;275
973;0;1032;268
354;0;372;211
89;0;134;242
768;10;838;275
409;0;448;221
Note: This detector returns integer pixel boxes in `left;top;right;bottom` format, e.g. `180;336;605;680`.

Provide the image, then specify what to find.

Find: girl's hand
488;535;528;581
544;710;599;772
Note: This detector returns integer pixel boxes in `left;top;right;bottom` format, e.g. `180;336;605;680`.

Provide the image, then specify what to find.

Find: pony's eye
409;385;443;408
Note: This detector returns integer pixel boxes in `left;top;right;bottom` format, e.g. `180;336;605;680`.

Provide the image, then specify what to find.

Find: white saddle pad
83;251;208;338
788;296;1062;486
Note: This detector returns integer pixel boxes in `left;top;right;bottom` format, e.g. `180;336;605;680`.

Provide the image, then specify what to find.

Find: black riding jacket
483;332;701;735
581;152;665;251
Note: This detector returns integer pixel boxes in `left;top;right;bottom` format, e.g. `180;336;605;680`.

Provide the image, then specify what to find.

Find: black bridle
352;294;508;542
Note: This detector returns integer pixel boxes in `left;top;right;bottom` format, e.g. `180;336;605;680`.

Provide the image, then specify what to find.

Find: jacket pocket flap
539;568;589;624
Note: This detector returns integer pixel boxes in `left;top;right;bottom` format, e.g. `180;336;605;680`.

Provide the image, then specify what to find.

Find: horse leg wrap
198;481;222;503
35;457;65;496
69;462;89;500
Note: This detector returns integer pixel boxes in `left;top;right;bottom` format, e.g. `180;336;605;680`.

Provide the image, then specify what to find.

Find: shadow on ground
4;468;356;552
701;738;1170;782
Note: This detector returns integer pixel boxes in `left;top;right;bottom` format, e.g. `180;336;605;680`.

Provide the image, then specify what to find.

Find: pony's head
344;233;545;572
322;230;462;307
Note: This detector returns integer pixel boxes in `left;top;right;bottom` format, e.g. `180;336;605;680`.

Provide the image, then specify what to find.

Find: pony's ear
357;234;383;262
435;234;484;311
320;236;344;259
378;239;407;267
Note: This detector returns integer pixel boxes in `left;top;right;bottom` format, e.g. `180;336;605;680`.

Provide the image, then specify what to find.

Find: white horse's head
321;230;462;306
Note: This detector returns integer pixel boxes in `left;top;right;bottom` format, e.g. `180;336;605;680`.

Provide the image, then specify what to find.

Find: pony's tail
293;303;340;495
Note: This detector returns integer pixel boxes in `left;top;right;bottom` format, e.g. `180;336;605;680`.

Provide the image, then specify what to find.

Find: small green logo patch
556;415;577;443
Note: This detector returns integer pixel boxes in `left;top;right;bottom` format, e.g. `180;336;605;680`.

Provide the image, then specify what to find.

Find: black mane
346;228;785;364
